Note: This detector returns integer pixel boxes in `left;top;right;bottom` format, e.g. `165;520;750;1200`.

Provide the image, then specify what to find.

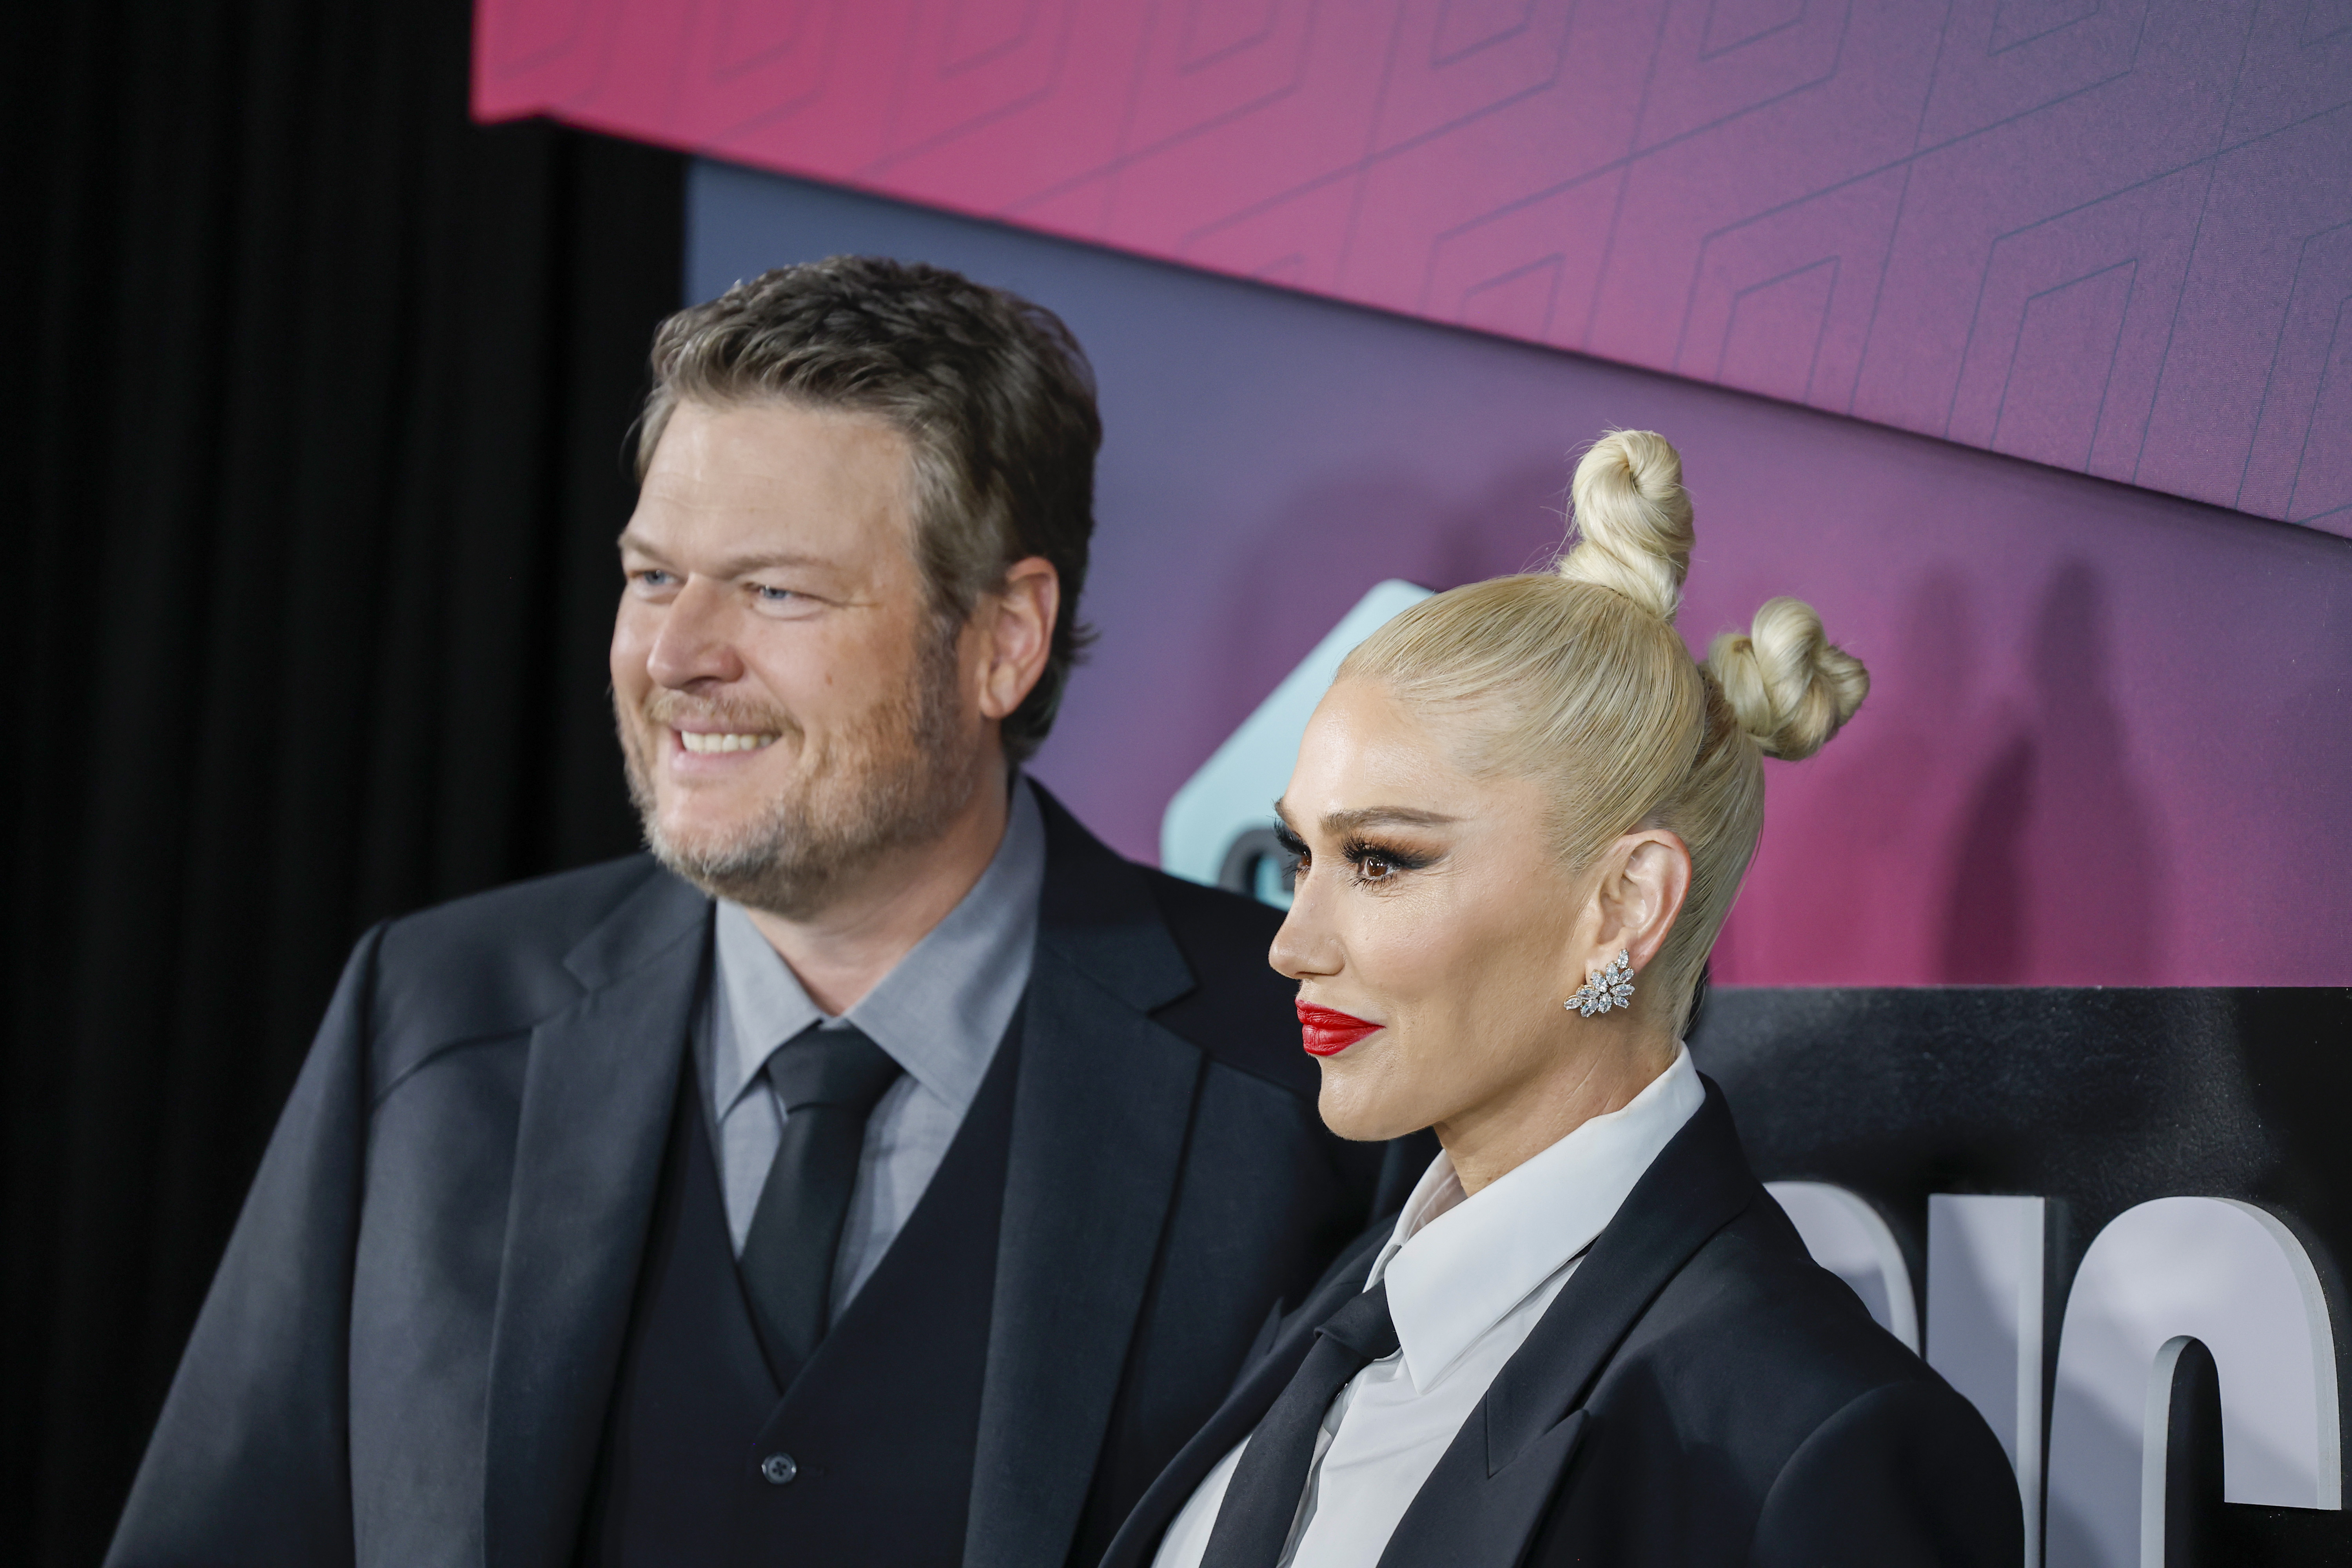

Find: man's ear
976;556;1058;722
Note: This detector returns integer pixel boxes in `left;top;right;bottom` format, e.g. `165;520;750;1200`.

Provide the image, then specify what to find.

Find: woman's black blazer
1102;1078;2024;1568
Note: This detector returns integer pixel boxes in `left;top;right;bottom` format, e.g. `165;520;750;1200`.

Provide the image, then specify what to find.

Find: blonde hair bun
1343;424;1869;1034
1555;429;1694;622
1706;596;1868;760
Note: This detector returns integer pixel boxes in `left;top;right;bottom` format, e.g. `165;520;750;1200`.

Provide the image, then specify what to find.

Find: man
108;258;1420;1568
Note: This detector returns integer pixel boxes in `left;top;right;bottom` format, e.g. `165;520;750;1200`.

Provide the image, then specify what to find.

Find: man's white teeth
679;731;776;754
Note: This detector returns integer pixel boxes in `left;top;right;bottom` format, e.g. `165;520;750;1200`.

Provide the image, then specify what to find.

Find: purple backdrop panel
690;162;2352;986
479;0;2352;530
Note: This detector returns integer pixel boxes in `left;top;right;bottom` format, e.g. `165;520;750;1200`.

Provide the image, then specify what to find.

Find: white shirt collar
710;776;1046;1117
1368;1044;1706;1392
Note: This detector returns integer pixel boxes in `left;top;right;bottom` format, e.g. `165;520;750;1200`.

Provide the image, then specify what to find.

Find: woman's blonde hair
1337;430;1867;1036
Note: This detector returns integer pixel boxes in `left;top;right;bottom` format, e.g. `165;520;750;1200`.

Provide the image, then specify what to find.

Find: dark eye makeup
1270;822;1436;887
1339;835;1432;884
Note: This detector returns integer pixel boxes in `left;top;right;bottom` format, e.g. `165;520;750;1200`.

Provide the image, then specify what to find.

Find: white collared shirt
697;777;1046;1314
1151;1046;1705;1568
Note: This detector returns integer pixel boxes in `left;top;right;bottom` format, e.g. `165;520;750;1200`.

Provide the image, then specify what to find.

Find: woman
1104;432;2020;1568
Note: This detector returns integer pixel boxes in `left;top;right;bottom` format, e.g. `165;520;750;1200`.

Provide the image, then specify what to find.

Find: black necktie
1200;1282;1399;1568
736;1025;902;1387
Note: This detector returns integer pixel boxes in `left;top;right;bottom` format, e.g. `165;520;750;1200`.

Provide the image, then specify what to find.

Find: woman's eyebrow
1318;806;1461;834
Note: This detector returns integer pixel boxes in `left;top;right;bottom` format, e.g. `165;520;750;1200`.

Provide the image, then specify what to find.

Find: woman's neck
1435;1024;1681;1195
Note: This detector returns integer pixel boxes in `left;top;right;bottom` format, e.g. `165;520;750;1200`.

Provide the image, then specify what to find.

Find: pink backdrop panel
691;162;2352;987
475;0;2352;532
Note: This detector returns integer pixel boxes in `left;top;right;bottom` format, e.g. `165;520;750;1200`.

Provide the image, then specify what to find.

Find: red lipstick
1296;1001;1383;1056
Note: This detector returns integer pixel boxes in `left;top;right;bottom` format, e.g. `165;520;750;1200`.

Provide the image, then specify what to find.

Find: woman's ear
1593;829;1692;973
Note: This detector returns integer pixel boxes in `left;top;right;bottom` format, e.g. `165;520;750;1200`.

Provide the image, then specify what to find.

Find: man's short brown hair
637;257;1100;762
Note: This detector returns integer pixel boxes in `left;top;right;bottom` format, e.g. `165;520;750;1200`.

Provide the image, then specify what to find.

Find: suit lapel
965;947;1200;1568
1375;1081;1761;1568
481;871;710;1568
1098;1229;1390;1568
1374;1408;1591;1568
964;789;1207;1568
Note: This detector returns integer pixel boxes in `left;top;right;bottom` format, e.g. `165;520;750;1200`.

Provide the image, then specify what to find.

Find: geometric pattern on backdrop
475;0;2352;533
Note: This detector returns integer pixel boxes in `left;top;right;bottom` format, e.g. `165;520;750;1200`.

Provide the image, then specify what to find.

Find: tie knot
766;1026;901;1116
1319;1279;1399;1363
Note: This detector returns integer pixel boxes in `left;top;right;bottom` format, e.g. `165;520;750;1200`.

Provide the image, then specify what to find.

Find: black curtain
1;0;683;1559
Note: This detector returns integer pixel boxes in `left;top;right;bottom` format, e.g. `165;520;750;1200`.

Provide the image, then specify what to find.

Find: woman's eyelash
1339;837;1432;875
1268;826;1432;883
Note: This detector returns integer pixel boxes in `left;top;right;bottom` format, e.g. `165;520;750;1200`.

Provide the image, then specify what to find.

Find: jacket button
760;1452;798;1486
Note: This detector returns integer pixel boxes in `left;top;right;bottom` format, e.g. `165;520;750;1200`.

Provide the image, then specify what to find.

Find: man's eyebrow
615;531;834;577
1271;799;1461;836
706;549;835;577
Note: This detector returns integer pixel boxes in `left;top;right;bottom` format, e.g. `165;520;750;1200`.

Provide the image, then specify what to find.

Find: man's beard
618;628;980;920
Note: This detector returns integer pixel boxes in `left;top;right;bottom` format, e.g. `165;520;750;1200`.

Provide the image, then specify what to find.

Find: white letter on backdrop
1928;1194;2049;1568
2045;1197;2341;1568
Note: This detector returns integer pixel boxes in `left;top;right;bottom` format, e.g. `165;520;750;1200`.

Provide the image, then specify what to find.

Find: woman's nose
1269;895;1340;982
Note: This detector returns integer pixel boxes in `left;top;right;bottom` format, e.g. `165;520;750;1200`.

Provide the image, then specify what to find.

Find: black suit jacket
107;789;1420;1568
1104;1080;2024;1568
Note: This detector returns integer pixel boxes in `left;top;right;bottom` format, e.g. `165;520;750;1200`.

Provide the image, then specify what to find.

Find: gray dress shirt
696;777;1046;1314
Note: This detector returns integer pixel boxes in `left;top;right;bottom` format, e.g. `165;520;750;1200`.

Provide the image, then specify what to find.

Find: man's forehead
629;399;918;564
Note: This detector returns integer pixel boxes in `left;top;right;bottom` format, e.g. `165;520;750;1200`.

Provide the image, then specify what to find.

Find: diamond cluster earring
1567;950;1635;1016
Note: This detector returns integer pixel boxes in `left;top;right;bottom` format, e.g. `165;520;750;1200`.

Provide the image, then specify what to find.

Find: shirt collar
711;776;1047;1117
1368;1044;1705;1393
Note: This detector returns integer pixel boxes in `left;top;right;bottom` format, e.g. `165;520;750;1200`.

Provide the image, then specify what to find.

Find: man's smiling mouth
677;730;778;754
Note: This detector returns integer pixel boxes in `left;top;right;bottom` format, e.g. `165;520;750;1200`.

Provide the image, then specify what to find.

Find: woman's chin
1315;1070;1429;1145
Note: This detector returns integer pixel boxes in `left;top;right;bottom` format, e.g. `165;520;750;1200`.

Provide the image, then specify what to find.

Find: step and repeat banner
472;5;2350;1563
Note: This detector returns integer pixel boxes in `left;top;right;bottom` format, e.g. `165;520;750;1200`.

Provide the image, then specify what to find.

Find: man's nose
645;578;745;690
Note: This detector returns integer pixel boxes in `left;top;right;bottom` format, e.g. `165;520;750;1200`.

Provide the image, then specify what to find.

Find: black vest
578;1025;1020;1566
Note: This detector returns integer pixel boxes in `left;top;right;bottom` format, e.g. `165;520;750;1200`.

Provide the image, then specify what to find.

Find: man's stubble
618;619;983;921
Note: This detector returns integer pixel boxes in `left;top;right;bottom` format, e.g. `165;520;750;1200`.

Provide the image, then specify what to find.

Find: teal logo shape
1159;580;1432;907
